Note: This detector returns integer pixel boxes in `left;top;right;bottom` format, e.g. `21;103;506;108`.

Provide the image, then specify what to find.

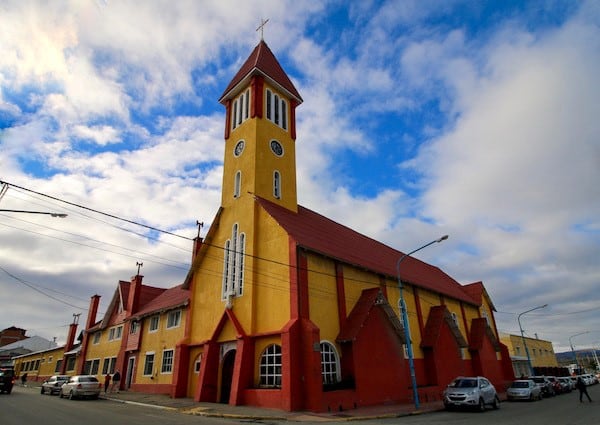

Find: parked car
506;379;542;401
59;375;101;400
530;376;555;397
443;376;500;411
0;367;15;394
557;377;573;392
41;375;70;395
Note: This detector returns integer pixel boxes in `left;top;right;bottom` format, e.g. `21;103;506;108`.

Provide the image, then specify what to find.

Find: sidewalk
100;390;445;422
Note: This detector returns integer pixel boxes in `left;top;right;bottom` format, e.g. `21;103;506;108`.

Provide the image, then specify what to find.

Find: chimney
127;274;143;314
64;322;78;352
85;295;101;330
192;236;203;263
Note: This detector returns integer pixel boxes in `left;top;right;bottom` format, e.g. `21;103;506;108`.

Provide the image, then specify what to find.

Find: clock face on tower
270;140;283;157
234;140;245;157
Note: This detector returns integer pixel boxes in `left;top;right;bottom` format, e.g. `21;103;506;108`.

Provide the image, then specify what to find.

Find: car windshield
79;377;98;383
452;379;477;388
532;377;544;383
511;381;529;388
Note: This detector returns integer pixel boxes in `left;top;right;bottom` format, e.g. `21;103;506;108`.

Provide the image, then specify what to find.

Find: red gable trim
256;197;478;305
420;305;468;348
337;288;404;343
219;40;302;104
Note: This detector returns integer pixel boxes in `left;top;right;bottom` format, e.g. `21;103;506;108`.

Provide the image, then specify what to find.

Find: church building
172;39;514;412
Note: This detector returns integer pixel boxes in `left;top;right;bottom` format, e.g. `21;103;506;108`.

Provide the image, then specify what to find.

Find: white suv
443;376;500;411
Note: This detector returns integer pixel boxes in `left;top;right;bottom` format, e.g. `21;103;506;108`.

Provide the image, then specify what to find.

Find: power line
0;179;193;241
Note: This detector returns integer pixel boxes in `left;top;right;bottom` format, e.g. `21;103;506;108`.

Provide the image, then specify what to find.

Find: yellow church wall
306;254;340;342
188;347;203;396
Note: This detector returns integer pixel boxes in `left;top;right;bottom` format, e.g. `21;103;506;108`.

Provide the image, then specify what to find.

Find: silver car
443;376;500;411
59;375;101;400
507;379;542;401
41;375;70;395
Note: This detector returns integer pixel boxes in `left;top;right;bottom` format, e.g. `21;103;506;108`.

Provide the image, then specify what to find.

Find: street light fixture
0;209;67;218
569;331;589;373
518;304;548;376
396;234;448;410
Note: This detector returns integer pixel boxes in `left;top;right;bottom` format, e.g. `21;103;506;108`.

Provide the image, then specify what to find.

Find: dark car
0;367;15;394
531;376;555;397
41;375;70;395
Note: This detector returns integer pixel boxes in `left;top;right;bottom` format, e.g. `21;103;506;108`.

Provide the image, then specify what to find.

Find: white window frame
232;89;250;130
161;349;174;374
93;332;101;344
221;224;245;299
273;170;281;199
259;344;282;388
234;171;241;198
130;320;139;334
265;89;288;130
143;352;155;376
149;315;160;333
108;328;115;341
166;310;181;329
320;341;341;385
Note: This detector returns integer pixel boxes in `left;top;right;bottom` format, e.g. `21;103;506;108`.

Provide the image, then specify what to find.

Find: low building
80;273;189;394
500;333;558;377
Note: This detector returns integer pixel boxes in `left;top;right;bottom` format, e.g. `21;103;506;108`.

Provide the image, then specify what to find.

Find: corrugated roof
219;40;302;103
256;197;478;305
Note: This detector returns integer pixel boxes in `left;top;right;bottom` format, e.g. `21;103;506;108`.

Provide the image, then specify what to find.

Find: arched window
222;224;245;299
320;341;341;385
259;344;282;387
273;170;281;199
234;171;241;198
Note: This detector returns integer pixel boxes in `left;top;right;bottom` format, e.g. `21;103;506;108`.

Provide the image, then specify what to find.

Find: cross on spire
256;18;269;40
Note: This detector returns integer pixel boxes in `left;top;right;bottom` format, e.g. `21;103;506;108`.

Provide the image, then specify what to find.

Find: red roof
131;284;189;319
220;40;302;103
256;197;478;305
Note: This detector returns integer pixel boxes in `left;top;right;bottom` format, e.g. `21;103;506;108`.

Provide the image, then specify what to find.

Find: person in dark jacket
111;370;120;393
576;376;592;403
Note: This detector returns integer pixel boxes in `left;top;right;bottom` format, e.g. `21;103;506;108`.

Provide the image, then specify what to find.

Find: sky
1;0;598;355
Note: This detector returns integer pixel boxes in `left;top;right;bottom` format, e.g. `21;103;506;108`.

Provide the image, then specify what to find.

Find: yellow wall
13;346;65;380
500;333;558;367
135;308;187;385
85;325;123;378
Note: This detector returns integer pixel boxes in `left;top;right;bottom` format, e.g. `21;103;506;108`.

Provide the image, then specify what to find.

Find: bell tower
219;40;303;213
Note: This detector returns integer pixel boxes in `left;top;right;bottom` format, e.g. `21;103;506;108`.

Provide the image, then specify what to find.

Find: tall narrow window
265;89;288;131
232;99;238;129
232;90;250;130
266;89;272;120
273;171;281;199
234;171;241;198
274;94;280;125
222;224;246;299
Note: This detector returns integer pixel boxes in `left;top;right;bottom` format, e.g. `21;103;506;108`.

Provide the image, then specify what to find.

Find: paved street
1;383;599;425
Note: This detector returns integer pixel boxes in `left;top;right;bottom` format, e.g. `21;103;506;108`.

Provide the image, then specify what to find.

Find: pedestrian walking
104;373;111;393
111;370;120;393
576;376;592;403
20;372;27;387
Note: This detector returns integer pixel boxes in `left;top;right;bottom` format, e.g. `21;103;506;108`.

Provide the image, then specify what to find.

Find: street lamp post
518;304;548;376
396;234;448;411
569;331;589;374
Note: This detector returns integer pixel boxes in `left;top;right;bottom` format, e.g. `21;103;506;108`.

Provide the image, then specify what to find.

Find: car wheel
492;396;500;409
41;387;45;395
478;398;486;412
